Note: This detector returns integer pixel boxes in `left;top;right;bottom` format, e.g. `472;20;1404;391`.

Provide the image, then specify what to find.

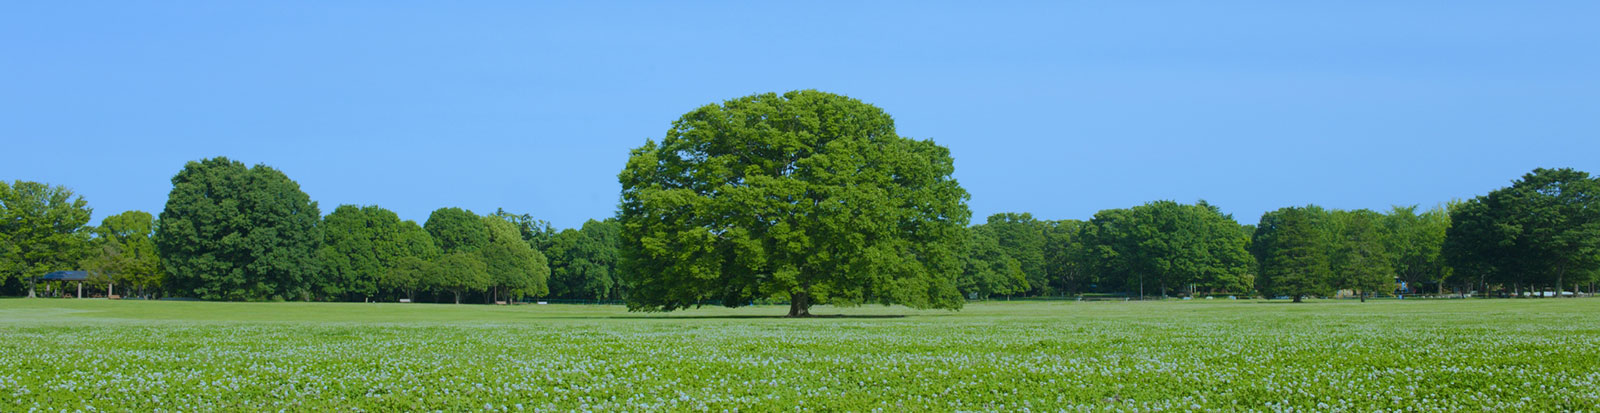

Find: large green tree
317;205;438;301
425;207;489;254
482;215;550;303
1383;205;1451;295
1444;168;1600;296
977;212;1048;295
1254;206;1333;302
0;181;95;297
618;90;970;316
82;210;163;298
1330;209;1395;302
433;252;490;304
546;219;623;300
958;225;1028;299
1080;201;1254;298
386;256;436;302
491;208;559;251
155;157;323;301
1042;219;1092;295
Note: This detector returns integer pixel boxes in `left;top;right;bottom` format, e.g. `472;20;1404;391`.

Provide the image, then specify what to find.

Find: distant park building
39;271;113;299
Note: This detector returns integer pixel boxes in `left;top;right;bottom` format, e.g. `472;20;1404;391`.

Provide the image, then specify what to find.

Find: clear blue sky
4;2;1596;229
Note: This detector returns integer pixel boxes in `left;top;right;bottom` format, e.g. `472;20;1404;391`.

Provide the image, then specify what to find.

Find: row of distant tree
0;157;623;303
6;91;1599;310
958;168;1599;301
3;161;1595;304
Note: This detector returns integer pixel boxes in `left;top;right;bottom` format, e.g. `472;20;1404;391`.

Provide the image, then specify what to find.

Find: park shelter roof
41;271;89;281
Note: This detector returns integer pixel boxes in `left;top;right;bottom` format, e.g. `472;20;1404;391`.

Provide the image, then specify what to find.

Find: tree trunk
787;291;812;317
1293;294;1303;303
1556;268;1565;298
454;291;461;304
1359;290;1366;303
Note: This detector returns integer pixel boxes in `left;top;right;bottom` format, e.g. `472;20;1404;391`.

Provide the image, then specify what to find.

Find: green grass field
2;298;1597;411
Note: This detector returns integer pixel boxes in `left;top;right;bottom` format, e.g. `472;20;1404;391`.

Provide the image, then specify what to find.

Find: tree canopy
82;210;163;298
1080;201;1255;298
618;90;970;316
0;181;95;297
1444;168;1600;296
546;219;623;300
1253;206;1333;302
317;205;438;301
155;157;323;301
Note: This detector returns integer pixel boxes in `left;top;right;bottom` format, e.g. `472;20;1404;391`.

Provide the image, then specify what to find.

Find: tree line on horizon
3;91;1598;309
0;157;625;303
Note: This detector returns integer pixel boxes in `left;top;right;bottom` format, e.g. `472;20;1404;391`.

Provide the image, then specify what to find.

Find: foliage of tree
1330;209;1395;302
385;256;436;302
546;219;623;300
317;205;438;301
155;157;323;301
617;90;970;316
426;207;489;254
482;215;550;303
0;181;95;297
958;225;1028;299
1383;205;1451;294
976;213;1048;295
1081;201;1255;298
1444;168;1600;296
433;252;490;304
1253;206;1333;302
492;208;559;251
1042;219;1092;295
82;210;163;298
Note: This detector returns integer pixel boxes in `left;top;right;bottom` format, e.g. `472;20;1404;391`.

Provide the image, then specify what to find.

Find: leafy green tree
1080;207;1135;295
318;205;437;301
1331;209;1395;302
546;219;623;300
1080;201;1254;298
482;216;550;303
1192;201;1256;295
0;181;95;297
1254;206;1333;302
155;157;323;301
433;252;490;304
618;90;970;316
1444;168;1600;296
385;256;436;302
425;207;489;253
491;208;559;251
978;213;1048;295
958;225;1028;299
1384;205;1451;294
1042;219;1092;295
82;210;163;298
1443;199;1498;295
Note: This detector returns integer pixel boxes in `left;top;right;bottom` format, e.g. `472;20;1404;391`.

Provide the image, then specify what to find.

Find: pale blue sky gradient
3;2;1597;228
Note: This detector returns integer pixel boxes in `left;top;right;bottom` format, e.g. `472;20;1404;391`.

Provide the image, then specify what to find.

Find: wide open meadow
2;298;1596;411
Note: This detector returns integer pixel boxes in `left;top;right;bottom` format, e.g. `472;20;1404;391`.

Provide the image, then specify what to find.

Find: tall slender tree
1254;206;1333;302
1331;209;1395;302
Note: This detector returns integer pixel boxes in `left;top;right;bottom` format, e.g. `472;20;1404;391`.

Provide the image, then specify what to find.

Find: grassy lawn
1;298;1596;410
